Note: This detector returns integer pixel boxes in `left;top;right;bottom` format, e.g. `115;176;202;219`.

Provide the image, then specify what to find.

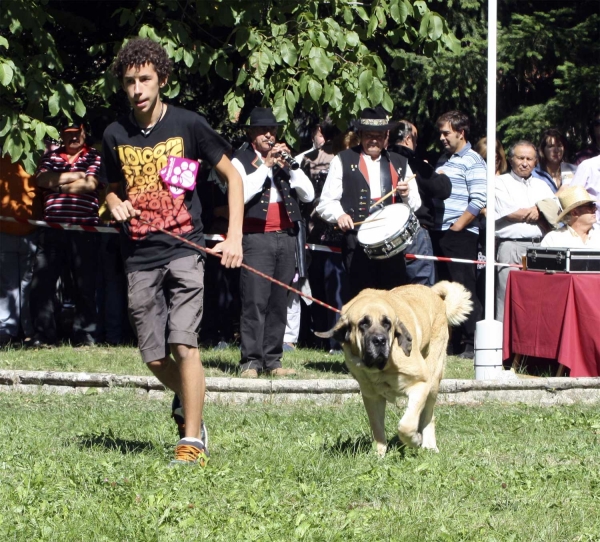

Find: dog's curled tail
431;281;473;327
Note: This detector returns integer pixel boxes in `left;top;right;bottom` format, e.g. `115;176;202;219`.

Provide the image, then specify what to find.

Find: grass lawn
1;392;599;541
0;344;475;380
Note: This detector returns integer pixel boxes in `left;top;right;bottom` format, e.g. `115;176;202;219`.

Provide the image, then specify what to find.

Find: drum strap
380;159;393;205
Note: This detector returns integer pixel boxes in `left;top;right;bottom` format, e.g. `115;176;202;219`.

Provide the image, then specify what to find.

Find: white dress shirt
495;171;555;239
541;224;600;248
567;155;600;223
232;150;314;205
316;153;421;223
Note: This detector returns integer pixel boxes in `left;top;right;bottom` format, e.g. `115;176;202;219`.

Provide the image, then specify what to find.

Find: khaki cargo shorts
127;254;204;363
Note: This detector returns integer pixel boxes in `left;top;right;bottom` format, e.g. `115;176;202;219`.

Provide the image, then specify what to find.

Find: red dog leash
136;217;342;315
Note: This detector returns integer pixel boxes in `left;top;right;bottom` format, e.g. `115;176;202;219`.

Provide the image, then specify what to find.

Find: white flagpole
474;0;505;379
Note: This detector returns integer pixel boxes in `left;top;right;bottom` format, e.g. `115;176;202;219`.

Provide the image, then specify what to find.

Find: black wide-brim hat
354;107;397;131
240;107;285;128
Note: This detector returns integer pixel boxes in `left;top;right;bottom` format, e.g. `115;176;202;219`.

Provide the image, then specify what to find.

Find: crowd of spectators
1;107;599;362
7;37;595;467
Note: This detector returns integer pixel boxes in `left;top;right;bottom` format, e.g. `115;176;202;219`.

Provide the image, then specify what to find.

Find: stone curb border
2;370;600;405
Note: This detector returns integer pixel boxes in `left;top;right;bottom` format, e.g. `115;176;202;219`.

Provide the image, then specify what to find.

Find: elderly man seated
541;186;600;248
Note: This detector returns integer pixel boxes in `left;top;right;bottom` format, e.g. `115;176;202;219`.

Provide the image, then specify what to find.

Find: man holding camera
232;107;314;378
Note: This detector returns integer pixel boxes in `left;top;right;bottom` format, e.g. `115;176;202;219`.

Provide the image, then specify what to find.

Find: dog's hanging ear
394;319;413;357
314;316;351;344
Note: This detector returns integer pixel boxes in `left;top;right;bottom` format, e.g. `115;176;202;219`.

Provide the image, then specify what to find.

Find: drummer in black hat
316;106;421;300
231;107;314;378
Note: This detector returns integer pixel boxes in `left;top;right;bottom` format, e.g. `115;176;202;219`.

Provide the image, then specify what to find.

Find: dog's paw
398;430;423;449
421;433;439;452
376;442;388;457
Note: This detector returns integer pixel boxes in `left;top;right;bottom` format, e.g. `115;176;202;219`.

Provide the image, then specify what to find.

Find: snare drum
357;203;420;259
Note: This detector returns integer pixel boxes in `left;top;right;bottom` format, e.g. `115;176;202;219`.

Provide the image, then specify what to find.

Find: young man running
100;38;243;466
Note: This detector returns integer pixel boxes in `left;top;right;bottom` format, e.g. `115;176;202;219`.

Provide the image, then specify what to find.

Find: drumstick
369;173;417;211
333;217;385;230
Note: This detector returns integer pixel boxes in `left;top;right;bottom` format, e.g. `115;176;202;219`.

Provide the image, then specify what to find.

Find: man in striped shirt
430;110;486;359
29;121;103;347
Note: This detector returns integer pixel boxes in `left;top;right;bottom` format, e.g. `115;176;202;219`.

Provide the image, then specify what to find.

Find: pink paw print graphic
160;156;201;199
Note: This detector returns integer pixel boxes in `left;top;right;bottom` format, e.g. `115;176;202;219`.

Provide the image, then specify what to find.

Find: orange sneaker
170;439;209;467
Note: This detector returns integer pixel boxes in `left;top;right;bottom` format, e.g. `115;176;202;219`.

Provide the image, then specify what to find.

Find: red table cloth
503;270;600;377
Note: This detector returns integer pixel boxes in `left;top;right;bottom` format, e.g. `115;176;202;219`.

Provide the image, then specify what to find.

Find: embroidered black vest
338;146;408;223
233;146;302;223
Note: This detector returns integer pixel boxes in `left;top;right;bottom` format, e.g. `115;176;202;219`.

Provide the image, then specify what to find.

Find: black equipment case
526;248;600;273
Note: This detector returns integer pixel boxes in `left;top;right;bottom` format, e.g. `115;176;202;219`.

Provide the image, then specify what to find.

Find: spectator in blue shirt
430;110;486;359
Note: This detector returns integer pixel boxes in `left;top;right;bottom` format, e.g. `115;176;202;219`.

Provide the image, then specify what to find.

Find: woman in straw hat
541;186;600;248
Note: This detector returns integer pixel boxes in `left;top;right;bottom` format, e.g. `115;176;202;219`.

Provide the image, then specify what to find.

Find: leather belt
499;237;542;243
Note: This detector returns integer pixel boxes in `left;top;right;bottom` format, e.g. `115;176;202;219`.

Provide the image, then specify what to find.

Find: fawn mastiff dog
316;281;472;456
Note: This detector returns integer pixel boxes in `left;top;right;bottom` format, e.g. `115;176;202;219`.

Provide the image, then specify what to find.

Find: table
503;270;600;377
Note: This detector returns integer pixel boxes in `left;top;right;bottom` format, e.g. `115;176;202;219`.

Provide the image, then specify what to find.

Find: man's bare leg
147;345;205;441
171;344;205;440
147;356;181;396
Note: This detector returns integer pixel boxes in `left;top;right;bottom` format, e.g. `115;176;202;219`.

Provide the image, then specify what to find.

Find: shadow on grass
508;355;563;377
74;432;159;455
386;435;409;454
304;360;348;374
324;434;408;457
323;434;373;456
200;355;239;374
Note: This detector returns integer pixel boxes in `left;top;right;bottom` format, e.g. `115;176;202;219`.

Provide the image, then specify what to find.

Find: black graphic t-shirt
100;106;230;272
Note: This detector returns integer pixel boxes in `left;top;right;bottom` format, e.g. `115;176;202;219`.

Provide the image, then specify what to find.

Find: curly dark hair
436;110;471;140
111;38;173;82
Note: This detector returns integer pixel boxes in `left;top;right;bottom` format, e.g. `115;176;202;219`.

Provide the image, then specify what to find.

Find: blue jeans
404;227;436;287
308;251;348;350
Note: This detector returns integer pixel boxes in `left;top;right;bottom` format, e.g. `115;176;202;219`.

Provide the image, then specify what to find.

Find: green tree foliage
1;0;597;172
496;4;600;151
387;0;599;157
0;0;89;173
94;0;460;145
1;0;458;172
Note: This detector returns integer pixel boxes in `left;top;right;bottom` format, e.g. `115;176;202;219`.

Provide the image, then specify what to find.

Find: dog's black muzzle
363;333;390;369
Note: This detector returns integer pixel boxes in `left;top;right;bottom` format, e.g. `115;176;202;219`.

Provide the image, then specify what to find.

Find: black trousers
342;232;408;302
96;232;131;345
430;228;483;348
240;231;296;371
31;228;98;343
199;254;240;345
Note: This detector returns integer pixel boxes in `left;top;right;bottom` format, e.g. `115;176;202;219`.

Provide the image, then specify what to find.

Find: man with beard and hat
232;107;314;378
316;107;421;300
